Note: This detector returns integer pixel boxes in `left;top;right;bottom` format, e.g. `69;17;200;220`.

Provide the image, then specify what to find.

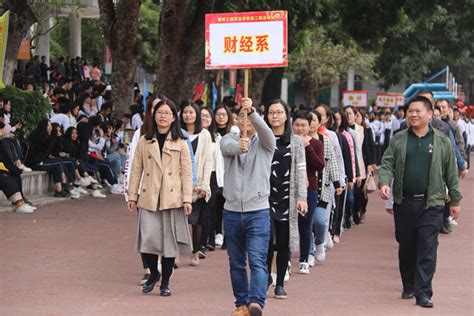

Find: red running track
1;174;473;315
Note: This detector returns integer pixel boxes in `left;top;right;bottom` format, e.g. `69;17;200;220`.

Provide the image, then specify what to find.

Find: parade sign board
343;90;368;107
376;93;404;108
205;11;288;69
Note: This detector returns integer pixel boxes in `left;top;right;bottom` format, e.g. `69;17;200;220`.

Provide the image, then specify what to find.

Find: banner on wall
205;10;288;69
17;32;31;60
0;11;10;89
343;90;368;107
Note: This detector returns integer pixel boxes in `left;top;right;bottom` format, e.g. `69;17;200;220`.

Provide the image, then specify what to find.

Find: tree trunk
304;81;319;109
261;67;284;106
98;0;141;116
155;0;215;104
1;1;37;85
248;68;271;107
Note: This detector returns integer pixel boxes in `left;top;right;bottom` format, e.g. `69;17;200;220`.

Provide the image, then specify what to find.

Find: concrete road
1;174;473;315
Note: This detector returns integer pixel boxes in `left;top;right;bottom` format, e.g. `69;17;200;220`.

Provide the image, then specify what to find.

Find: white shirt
131;113;143;130
51;113;71;132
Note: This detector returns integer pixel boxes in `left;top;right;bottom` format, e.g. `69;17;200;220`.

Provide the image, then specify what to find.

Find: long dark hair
201;107;216;142
213;104;234;135
335;108;350;132
63;127;79;157
31;119;51;139
145;99;184;140
179;101;202;134
264;99;292;145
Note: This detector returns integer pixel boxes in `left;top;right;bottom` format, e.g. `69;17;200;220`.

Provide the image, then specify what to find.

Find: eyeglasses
201;114;211;119
268;110;285;116
156;111;173;116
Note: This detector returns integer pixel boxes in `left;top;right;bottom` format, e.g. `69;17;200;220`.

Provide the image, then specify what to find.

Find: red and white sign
376;93;404;108
205;11;288;69
343;90;368;107
395;94;404;107
376;93;396;108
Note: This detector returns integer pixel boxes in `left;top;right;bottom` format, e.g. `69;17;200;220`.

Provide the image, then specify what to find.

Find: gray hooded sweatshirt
220;112;275;212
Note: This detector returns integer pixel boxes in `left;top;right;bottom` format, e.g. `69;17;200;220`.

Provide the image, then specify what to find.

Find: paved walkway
1;174;473;315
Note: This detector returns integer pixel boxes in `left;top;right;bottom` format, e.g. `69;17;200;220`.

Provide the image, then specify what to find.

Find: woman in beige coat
128;100;193;297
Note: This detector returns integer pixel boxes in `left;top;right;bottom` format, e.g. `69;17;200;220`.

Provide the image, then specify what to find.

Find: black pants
33;158;64;184
59;157;77;183
2;138;24;162
88;157;117;185
0;172;20;198
331;193;346;236
353;178;367;216
210;187;225;242
267;218;290;287
393;198;444;299
202;172;217;248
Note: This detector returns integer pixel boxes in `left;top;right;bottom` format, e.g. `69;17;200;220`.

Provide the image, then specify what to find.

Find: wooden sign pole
243;68;249;138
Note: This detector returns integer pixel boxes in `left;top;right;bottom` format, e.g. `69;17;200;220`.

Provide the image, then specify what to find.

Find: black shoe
249;303;262;316
440;220;453;234
198;246;207;259
206;243;215;251
54;190;70;198
401;290;415;299
416;297;433;308
142;271;161;294
353;212;360;225
344;216;352;229
274;285;287;299
139;273;150;286
160;287;171;296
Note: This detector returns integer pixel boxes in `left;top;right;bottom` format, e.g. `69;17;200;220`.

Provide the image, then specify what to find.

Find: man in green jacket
379;96;462;308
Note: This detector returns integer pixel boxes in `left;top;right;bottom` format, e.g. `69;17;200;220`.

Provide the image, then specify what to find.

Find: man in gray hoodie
221;97;275;316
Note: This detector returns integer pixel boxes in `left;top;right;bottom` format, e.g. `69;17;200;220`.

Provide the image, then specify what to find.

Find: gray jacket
221;112;275;212
287;135;307;252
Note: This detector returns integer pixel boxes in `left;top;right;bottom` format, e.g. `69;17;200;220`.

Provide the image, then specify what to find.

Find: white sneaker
308;255;315;267
69;188;81;199
298;262;310;274
326;235;334;250
74;178;91;187
315;244;326;262
215;233;224;246
86;176;98;184
109;184;123;194
92;190;106;198
284;267;290;283
19;164;33;172
28;204;38;210
16;204;35;213
76;187;88;195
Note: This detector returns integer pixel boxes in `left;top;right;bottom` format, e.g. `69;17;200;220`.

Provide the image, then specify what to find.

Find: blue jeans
299;190;318;262
223;209;270;308
310;206;328;251
345;188;354;217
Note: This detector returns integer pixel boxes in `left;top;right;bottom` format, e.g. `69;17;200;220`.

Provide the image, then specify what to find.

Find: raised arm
249;112;275;153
